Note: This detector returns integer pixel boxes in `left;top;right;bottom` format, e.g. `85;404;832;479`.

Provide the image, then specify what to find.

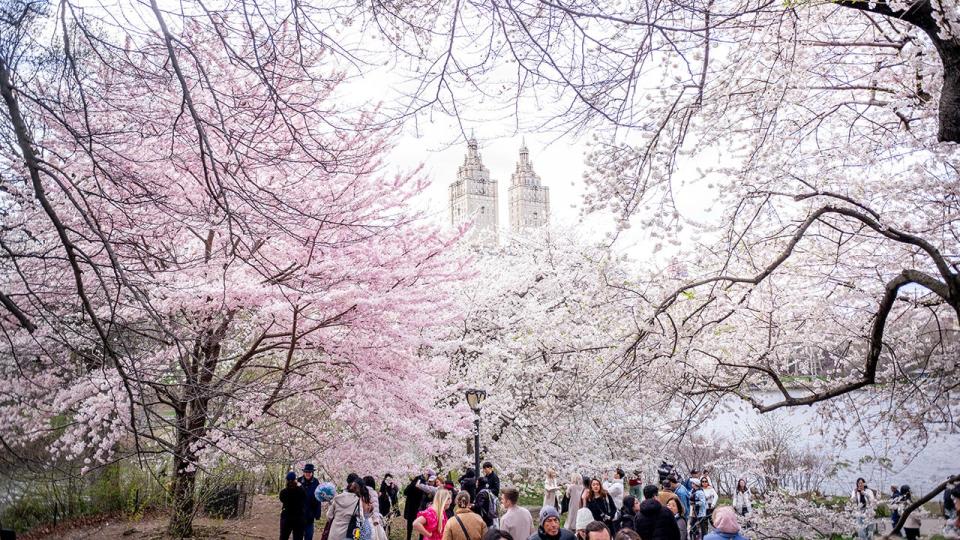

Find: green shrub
0;461;167;533
875;502;891;518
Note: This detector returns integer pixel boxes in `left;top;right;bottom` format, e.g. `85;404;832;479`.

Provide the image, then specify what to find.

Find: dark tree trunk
168;408;200;538
167;322;226;537
938;41;960;143
837;0;960;143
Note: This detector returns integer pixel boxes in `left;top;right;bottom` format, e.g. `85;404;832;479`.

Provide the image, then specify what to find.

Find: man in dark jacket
472;476;497;527
633;485;680;540
482;462;500;497
404;470;431;540
529;506;577;540
298;464;322;540
460;468;478;501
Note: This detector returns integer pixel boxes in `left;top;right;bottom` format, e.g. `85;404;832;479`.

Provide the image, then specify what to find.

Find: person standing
850;478;876;540
328;481;365;540
684;472;700;493
296;464;322;540
665;499;686;540
629;472;644;500
473;477;498;527
501;487;535;540
585;478;618;533
483;462;501;497
606;470;626;511
565;473;586;531
575;508;595;540
944;480;957;520
633;485;681;540
617;496;640;533
405;472;432;540
688;482;707;539
657;462;674;485
732;480;750;517
668;478;690;518
380;474;400;518
414;489;453;540
656;481;682;519
281;471;307;540
702;507;747;540
896;485;922;540
444;491;487;540
544;469;563;510
699;478;717;528
530;506;577;540
461;469;479;501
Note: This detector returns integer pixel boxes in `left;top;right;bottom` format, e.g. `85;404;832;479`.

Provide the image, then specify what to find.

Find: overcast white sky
323;20;721;258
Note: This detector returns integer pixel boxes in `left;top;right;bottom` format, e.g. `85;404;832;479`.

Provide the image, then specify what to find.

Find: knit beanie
539;506;561;524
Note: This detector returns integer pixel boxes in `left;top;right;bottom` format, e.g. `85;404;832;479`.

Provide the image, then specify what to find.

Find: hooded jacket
327;492;362;540
528;525;577;540
633;498;681;540
703;532;749;540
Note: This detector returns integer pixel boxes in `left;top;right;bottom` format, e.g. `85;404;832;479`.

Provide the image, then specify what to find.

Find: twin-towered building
449;135;550;246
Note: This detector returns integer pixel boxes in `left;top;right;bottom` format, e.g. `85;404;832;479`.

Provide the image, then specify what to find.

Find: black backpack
474;490;496;526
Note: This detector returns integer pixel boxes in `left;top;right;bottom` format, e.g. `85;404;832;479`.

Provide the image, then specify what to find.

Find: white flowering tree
436;230;695;478
354;0;960;527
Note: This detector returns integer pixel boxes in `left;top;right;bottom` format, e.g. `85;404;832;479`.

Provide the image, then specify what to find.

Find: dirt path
27;497;954;539
29;496;412;540
30;495;281;539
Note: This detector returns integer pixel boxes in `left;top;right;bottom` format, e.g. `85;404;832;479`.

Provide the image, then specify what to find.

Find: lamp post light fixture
464;389;487;476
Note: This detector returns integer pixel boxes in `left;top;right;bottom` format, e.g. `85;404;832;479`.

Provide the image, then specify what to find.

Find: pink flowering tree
0;3;466;536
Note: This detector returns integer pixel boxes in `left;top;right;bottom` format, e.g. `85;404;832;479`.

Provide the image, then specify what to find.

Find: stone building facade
449;136;550;245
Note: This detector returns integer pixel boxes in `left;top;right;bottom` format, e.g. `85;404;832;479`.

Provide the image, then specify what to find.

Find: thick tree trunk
169;466;197;537
168;410;198;538
938;41;960;143
836;1;960;142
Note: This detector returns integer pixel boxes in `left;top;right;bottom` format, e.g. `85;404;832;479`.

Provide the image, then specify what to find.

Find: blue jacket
690;490;707;518
674;485;691;516
298;476;322;520
704;532;748;540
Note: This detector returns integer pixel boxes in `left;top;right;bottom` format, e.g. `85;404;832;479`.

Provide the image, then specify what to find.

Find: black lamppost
465;388;487;476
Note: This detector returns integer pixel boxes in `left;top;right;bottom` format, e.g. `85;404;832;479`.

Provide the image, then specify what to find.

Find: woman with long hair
616;495;639;532
579;476;591;507
850;477;876;540
544;469;562;509
584;477;617;532
732;479;750;517
414;488;453;540
564;473;586;531
327;480;376;540
379;474;400;518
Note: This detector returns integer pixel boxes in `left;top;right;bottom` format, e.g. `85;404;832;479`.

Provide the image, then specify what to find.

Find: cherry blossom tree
355;0;960;525
436;230;694;476
1;2;466;535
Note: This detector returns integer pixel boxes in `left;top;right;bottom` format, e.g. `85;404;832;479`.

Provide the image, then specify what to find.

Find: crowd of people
277;461;960;540
850;477;960;539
